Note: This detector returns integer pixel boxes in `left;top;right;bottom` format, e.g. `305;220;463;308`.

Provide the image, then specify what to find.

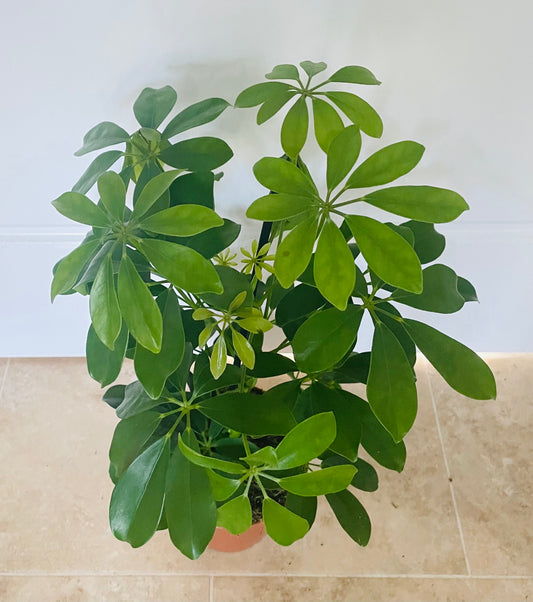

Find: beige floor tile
0;358;463;576
0;575;209;602
428;353;533;576
212;576;532;602
0;358;9;395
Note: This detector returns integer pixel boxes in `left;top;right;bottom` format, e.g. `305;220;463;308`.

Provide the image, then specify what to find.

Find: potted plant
51;60;496;558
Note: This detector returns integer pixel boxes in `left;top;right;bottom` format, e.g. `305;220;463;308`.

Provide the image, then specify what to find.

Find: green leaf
314;219;355;310
134;289;185;399
235;82;295;108
326;489;371;546
159;137;233;171
193;353;241;397
131;170;182;221
328;65;381;85
72;150;123;194
367;322;418;442
402;221;446;263
102;384;126;409
274;215;319;288
325;91;383;138
109;411;162;483
312;97;345;153
376;303;416;369
275;413;336;469
326;125;362;191
206;469;241;502
346;215;422;293
257;91;298;124
89;254;122;350
169;170;215;209
75;121;130;156
275;284;326;339
116;381;162;419
97;171;126;222
300;60;327;78
265;64;301;81
281;97;308;159
217;496;252;535
352;458;379;492
172;219;241;259
319;352;370;385
248;352;297;378
280;465;356;496
51;240;100;301
199;265;252;310
166;430;217;559
263;497;309;545
347;141;425;188
137;239;223;294
178;434;246;474
242;446;277;467
140;204;223;237
394;264;465;313
231;329;255;369
364;186;469;223
109;436;169;548
210;335;227;379
133;86;177;129
162;98;230;138
52;192;111;227
457;276;478;302
253;157;318;197
86;322;128;387
284;494;317;528
117;255;163;353
198;386;297;436
403;319;497;399
292;305;363;373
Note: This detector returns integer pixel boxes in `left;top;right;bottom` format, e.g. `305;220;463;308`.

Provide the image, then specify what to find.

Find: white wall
1;0;531;356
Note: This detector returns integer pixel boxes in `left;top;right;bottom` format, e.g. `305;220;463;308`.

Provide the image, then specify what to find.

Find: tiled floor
0;355;531;601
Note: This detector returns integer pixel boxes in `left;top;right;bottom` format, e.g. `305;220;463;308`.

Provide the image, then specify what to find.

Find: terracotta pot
208;522;265;553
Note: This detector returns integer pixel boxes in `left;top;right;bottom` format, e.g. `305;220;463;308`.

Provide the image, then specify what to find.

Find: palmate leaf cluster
51;60;496;559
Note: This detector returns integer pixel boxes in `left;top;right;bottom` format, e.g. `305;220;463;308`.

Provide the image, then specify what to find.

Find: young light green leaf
235;81;295;107
231;328;255;369
263;497;309;546
162;98;230;138
346;215;422;293
117;255;163;353
246;193;315;221
367;322;418;442
74;121;130;156
235;316;273;334
312;97;345;153
346;141;425;188
133;86;177;129
325;91;383;138
210;334;227;379
274;215;318;288
206;469;241;502
326;490;371;546
403;319;497;399
300;60;327;78
109;436;169;548
217;495;252;535
140;204;223;237
89;254;122;350
279;465;356;496
281;97;308;159
292;305;363;373
326;125;362;191
52;192;111;227
253;157;318;197
72;150;123;194
131;170;182;221
242;446;278;467
178;434;246;474
314;219;355;310
86;322;128;387
364;186;469;223
97;171;126;222
159;137;233;171
51;240;100;301
328;65;381;85
265;64;301;81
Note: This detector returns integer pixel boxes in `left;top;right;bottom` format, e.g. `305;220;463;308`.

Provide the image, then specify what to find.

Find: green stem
242;435;251;456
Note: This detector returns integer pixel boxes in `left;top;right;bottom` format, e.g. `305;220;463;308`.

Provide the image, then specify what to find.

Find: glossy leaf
166;430;217;559
248;352;297;378
367;322;418;442
231;328;255;369
312;97;345;153
137;239;223;294
193;353;241;397
326;125;362;191
134;289;185;399
51;240;100;300
206;469;241;502
169;170;215;209
402;220;446;263
173;219;241;259
235;82;295;107
458;276;478;302
217;495;252;535
178;434;246;474
253;157;317;197
280;465;356;496
320;352;371;385
274;215;318;288
329;65;381;85
116;380;161;419
140;204;223;236
347;141;424;188
117;255;162;353
352;458;379;492
162;98;230;138
300;60;327;78
263;497;309;546
109;436;169;548
242;446;277;467
52;192;111;227
281;97;308;159
72;150;123;194
257;90;298;124
292;305;363;373
89;254;121;349
133;86;177;129
314;219;355;310
103;384;126;409
346;215;422;293
375;303;416;369
403;319;497;399
326;489;371;546
75;121;130;156
247;193;314;222
285;494;317;528
265;64;301;81
86;322;128;387
159;137;233;171
131;170;182;220
325;91;383;138
275;283;326;339
364;186;469;223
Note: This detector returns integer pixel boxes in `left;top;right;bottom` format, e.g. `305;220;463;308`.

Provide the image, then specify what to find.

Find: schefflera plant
51;61;496;560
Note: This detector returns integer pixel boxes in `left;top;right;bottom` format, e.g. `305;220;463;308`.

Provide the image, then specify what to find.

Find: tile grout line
209;575;214;602
424;367;471;576
0;359;11;403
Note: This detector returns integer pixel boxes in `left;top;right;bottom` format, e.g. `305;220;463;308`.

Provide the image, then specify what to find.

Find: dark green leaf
132;160;164;208
199;265;252;309
457;276;478;302
89;254;121;349
281;97;308;159
131;170;182;220
169;171;215;209
280;465;356;496
326;125;362;191
328;65;381;85
326;489;371;546
257;91;298;124
51;240;100;301
193;353;241;397
375;303;416;369
86;322;128;387
235;82;295;108
402;220;446;263
274;215;319;288
171;218;241;259
178;434;246;474
133;86;177;129
75;121;130;156
253;157;318;197
103;384;126;409
312;97;345;153
162;98;230;138
52;192;111;227
246;193;315;221
72;150;123;194
325;91;383;138
140;204;223;236
217;495;252;535
159;137;233;171
248;352;297;377
116;381;161;419
263;497;309;546
321;455;379;492
276;283;326;339
319;352;371;385
265;64;301;81
167;342;194;392
284;494;317;528
300;60;327;78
